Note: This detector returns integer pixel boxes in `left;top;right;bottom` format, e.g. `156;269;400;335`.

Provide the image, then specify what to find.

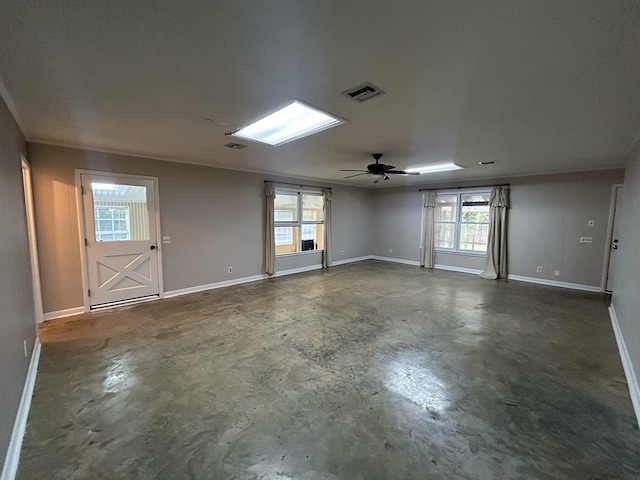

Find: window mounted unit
434;192;490;254
274;189;324;255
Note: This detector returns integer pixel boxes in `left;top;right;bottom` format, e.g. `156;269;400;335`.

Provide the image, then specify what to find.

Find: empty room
2;1;640;479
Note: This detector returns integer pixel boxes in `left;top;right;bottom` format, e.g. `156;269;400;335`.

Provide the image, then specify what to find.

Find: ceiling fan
340;153;420;183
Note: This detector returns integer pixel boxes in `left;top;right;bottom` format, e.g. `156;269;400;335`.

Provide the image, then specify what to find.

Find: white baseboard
371;255;421;267
273;264;323;277
609;305;640;428
331;255;372;266
434;264;483;275
164;274;268;298
42;306;84;322
507;274;602;293
1;339;41;480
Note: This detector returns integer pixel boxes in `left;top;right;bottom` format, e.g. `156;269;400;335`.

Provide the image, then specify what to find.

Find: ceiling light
232;100;346;146
371;174;385;183
405;163;464;174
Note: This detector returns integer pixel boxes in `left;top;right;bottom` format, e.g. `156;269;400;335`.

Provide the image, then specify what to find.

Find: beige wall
29;143;373;314
0;97;36;469
611;142;640;404
371;169;624;288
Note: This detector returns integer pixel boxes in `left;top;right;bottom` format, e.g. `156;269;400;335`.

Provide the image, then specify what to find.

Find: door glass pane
302;194;323;221
92;183;149;241
274;193;298;222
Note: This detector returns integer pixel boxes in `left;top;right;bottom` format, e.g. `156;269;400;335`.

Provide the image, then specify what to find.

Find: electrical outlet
388;248;393;254
162;236;171;244
228;267;233;273
23;340;27;357
587;220;594;227
536;266;543;273
580;237;593;244
341;250;345;256
554;270;560;276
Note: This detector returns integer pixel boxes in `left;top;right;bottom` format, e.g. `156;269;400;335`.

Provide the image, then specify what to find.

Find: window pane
275;193;298;222
276;227;300;255
300;224;324;251
302;194;323;221
435;223;455;249
461;193;490;223
435;195;457;222
459;223;489;252
275;210;293;222
92;183;149;241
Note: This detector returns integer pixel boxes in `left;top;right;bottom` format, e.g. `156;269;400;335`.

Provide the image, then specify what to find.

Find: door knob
150;245;156;250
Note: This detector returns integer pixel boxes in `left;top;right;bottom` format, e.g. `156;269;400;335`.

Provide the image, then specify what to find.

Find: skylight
405;163;464;174
232;101;345;146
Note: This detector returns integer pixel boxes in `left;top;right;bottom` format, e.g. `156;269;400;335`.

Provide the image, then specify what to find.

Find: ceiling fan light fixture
371;174;385;183
232;100;346;146
405;163;464;174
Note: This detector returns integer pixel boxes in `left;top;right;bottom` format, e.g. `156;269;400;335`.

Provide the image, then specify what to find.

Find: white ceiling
1;1;639;187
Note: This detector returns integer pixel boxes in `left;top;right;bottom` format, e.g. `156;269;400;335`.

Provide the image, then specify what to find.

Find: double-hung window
94;206;131;241
435;192;490;253
274;189;324;255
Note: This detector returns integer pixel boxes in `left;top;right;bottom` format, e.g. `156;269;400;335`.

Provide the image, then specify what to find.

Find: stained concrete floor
17;261;640;479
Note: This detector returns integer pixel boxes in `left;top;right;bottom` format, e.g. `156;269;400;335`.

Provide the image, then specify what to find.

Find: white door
605;185;623;293
81;173;160;308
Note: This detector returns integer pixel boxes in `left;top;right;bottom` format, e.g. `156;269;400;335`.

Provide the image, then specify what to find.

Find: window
274;189;324;255
94;206;131;241
435;192;490;253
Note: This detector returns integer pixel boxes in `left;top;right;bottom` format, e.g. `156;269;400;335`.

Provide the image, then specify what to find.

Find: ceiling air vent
224;142;247;150
342;82;386;103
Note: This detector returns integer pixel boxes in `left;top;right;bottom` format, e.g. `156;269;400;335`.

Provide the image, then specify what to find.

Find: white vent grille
342;82;385;102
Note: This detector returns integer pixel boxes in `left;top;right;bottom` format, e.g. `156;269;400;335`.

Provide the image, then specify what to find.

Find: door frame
601;183;624;293
75;169;164;312
21;156;44;323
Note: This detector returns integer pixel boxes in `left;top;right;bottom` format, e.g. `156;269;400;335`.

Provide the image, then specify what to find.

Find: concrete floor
17;261;640;479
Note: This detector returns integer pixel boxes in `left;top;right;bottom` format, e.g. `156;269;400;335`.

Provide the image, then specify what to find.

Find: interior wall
28;143;373;314
611;142;640;402
371;169;624;288
0;97;36;470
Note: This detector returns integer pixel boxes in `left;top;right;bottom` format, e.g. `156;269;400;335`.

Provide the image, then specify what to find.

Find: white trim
434;264;483;275
331;255;373;266
1;339;41;480
507;274;602;293
43;307;85;321
371;255;421;267
21;157;44;324
609;305;640;427
164;274;268;298
273;264;323;277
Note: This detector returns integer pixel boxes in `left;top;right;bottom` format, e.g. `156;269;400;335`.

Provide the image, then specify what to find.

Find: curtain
480;186;510;279
420;192;437;269
265;182;276;275
322;188;332;268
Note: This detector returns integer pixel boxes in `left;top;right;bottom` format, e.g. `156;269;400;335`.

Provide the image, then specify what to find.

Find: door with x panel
81;173;160;308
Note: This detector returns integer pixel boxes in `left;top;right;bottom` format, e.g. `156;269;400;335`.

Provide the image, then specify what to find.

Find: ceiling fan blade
381;165;396;172
339;169;369;172
383;174;390;180
344;173;369;179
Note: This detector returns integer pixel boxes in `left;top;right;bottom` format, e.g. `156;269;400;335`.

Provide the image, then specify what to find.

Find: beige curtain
322;188;332;268
420;192;437;269
265;183;276;275
481;186;510;279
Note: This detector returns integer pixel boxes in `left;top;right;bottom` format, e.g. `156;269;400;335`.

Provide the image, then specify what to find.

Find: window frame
274;188;324;256
434;190;491;256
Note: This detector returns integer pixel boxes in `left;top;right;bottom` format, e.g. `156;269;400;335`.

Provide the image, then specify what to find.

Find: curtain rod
264;180;332;190
419;183;510;192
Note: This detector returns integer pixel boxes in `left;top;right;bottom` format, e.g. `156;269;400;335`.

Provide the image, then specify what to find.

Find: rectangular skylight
232;100;346;146
405;163;464;174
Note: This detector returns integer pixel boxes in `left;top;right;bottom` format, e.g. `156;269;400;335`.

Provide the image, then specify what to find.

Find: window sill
435;250;486;258
276;250;324;258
